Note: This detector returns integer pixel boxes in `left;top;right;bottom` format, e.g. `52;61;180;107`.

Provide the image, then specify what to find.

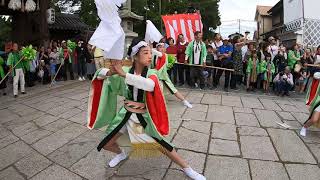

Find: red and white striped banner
162;13;203;42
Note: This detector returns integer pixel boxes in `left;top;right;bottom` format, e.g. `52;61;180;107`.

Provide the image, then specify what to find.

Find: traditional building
255;5;273;42
0;0;49;45
49;13;91;42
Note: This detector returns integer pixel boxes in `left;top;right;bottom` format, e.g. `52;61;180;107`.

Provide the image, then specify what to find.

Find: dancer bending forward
300;72;320;136
87;39;205;180
151;43;193;108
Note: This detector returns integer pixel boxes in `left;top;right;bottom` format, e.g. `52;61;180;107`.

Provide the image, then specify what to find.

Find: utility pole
238;19;241;34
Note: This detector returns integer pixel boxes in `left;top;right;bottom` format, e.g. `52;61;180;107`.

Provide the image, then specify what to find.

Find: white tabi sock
183;100;193;108
300;127;307;137
183;167;206;180
108;150;127;168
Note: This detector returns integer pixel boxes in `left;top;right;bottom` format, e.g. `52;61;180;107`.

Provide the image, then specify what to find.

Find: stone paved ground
0;81;320;180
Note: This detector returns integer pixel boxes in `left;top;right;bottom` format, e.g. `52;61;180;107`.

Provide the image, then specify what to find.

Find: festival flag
162;13;203;42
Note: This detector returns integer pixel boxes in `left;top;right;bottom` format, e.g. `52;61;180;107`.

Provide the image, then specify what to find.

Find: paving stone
185;92;203;104
235;113;260;127
279;104;302;112
46;105;73;116
4;111;46;130
240;136;278;161
30;164;82;180
172;128;209;153
300;131;320;144
307;143;320;162
238;126;268;136
0;134;19;149
20;129;53;144
0;141;34;170
58;108;82;120
233;107;253;114
15;151;52;178
222;95;242;107
171;149;206;173
210;139;240;156
43;118;73;132
254;109;281;128
11;122;39;137
181;120;211;134
68;111;86;125
117;156;171;180
0;127;11;139
207;105;235;124
201;94;221;105
32;123;87;155
188;103;208;112
268;128;316;164
70;149;114;180
0;167;25;180
285;164;320;180
14;107;38;116
182;110;206;121
0;109;20;124
277;111;296;120
164;169;192;180
48;130;102;168
250;160;289;180
33;114;59;127
241;97;264;109
282;120;301;130
205;156;250;180
212;123;237;140
259;99;282;111
291;112;309;124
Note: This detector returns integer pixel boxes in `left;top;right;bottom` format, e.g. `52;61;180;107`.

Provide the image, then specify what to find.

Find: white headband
130;41;148;57
156;43;165;47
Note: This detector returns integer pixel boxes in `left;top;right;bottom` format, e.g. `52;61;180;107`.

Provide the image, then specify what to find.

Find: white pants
13;68;25;95
94;57;105;70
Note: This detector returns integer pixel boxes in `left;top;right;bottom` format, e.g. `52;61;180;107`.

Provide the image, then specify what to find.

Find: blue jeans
275;80;292;94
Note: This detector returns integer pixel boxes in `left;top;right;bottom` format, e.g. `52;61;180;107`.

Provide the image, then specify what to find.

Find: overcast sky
218;0;280;38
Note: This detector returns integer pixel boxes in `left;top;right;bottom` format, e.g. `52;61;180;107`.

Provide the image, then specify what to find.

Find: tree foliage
0;16;12;50
52;0;221;39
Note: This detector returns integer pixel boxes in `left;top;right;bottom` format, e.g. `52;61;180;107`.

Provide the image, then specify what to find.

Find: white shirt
194;41;201;64
211;40;223;60
268;45;279;60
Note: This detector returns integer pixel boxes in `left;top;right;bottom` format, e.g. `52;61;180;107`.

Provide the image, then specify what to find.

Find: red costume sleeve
146;75;169;136
156;53;167;70
306;80;319;106
87;79;103;129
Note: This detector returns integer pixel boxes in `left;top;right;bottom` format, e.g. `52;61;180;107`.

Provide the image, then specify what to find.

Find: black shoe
14;95;18;98
178;83;184;86
224;87;229;92
22;92;26;95
3;93;7;96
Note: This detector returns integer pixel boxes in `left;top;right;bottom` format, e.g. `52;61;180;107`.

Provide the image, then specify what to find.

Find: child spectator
246;52;259;91
49;47;59;84
260;53;275;93
296;68;308;93
205;45;214;88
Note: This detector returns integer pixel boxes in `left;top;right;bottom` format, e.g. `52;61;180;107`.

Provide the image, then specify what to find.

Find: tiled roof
256;5;272;16
49;13;90;31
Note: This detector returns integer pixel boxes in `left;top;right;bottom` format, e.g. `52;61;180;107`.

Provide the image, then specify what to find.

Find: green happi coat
185;40;207;65
151;51;178;94
6;52;29;76
287;50;301;69
87;66;174;153
59;47;73;63
259;60;275;82
246;58;260;83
